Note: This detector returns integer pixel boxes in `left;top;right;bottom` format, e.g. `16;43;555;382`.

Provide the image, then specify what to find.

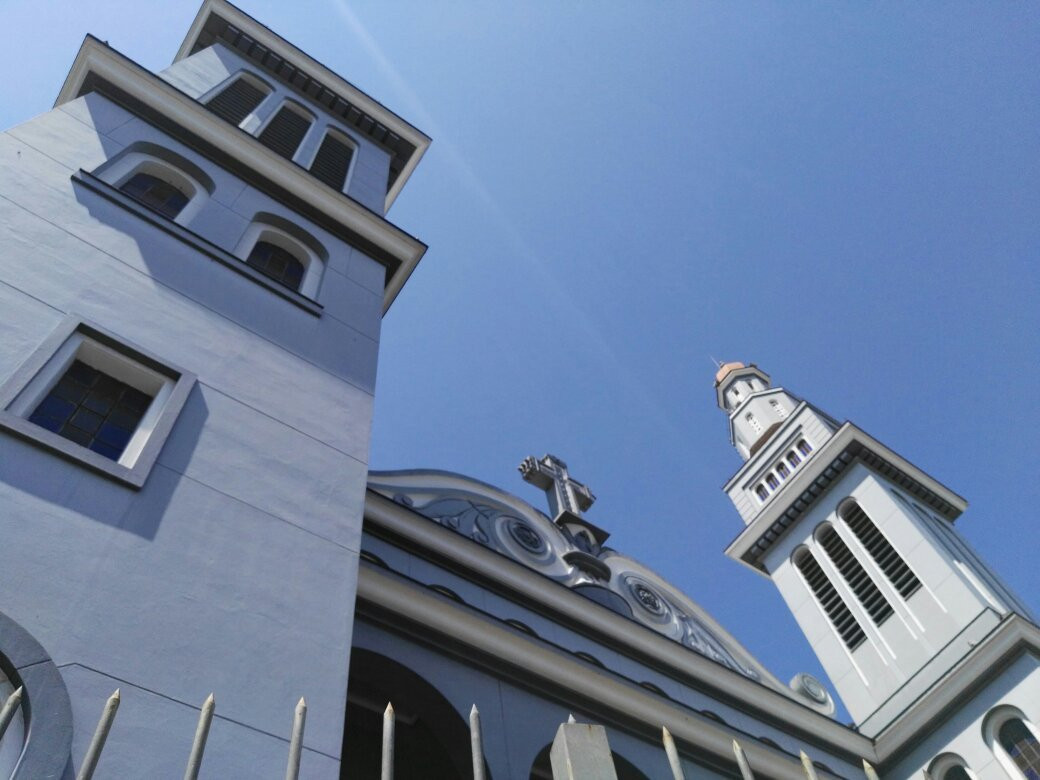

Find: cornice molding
363;491;869;754
54;36;426;313
357;563;877;774
725;423;968;574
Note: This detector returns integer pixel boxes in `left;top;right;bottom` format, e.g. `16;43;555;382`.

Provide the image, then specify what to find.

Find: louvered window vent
795;549;866;650
818;525;893;626
842;501;922;599
206;78;268;127
310;133;354;191
258;106;312;160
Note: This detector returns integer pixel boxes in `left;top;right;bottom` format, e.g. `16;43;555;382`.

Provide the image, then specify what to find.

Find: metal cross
518;454;596;518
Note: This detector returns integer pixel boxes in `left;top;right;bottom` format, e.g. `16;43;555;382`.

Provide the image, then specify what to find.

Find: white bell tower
714;362;1037;736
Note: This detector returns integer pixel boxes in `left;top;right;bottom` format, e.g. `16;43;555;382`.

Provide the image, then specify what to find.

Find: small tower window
797;439;813;456
840;500;922;600
787;451;801;467
206;75;271;127
119;172;190;220
794;548;866;651
776;462;790;480
817;524;893;626
309;130;355;191
746;413;762;435
755;485;769;502
766;474;780;491
770;399;787;419
998;719;1040;779
245;241;306;291
258;103;313;160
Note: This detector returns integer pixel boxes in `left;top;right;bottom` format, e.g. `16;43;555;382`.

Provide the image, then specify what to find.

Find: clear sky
4;0;1038;724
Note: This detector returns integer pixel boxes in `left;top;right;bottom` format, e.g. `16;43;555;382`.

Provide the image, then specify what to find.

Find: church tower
714;362;1038;739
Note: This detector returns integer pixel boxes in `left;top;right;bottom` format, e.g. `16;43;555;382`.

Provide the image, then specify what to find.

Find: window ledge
72;170;324;317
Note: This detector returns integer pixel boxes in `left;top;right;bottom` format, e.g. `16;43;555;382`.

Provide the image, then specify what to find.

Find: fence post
549;719;618;780
184;693;215;780
0;686;23;744
285;697;307;780
77;689;120;780
733;739;755;780
470;704;486;780
661;726;685;780
381;702;395;780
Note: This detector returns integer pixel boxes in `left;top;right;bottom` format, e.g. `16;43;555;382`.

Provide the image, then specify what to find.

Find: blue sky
4;0;1038;723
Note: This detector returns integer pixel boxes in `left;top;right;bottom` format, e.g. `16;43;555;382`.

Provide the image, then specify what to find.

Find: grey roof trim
725;423;969;574
173;0;431;211
363;490;872;751
53;36;427;313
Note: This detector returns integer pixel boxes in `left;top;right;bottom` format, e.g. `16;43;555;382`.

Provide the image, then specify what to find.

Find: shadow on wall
0;384;206;540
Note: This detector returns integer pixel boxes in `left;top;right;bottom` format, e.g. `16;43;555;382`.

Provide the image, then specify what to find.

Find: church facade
0;2;1037;778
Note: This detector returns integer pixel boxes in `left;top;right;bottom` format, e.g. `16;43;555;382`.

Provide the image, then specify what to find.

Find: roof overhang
725;422;969;575
174;0;430;212
55;36;426;313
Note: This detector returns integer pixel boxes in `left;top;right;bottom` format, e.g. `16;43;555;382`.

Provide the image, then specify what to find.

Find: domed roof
714;361;746;385
367;467;784;690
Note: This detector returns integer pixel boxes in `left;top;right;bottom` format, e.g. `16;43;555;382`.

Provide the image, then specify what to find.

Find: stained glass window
28;360;151;461
999;719;1040;780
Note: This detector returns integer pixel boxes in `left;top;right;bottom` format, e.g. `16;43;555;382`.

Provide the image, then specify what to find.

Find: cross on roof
518;454;596;519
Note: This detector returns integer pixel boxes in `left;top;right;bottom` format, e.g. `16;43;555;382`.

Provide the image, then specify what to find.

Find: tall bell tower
714;362;1037;737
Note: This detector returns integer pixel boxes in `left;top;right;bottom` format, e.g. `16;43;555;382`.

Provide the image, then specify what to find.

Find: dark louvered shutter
258;107;311;160
206;78;268;127
309;134;353;191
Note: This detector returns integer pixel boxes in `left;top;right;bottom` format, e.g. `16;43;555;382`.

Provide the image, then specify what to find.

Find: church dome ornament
790;673;835;715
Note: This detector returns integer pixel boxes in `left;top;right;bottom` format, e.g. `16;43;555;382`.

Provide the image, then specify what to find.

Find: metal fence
0;685;883;779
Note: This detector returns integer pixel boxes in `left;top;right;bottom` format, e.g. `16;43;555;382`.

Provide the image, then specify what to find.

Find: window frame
304;125;360;193
0;318;195;489
984;706;1040;780
99;151;210;226
234;221;326;299
927;753;976;780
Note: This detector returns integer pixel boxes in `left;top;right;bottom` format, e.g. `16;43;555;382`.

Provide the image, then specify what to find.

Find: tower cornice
724;422;968;574
54;36;427;313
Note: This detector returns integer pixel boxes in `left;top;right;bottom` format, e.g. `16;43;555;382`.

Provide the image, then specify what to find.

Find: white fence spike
470;704;486;780
863;759;881;780
382;702;395;780
733;739;755;780
284;697;307;780
184;693;215;780
77;689;121;780
662;726;685;780
0;686;23;744
567;713;576;724
800;750;819;780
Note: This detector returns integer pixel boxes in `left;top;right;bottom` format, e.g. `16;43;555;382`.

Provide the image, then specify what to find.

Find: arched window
797;439;813;456
97;147;212;225
766;474;780;491
984;707;1040;780
776;462;790;480
928;753;975;780
787;451;801;467
746;413;762;435
1000;719;1040;779
119;172;189;220
309;128;356;191
755;485;769;502
205;73;271;127
246;241;306;291
258;101;314;161
793;547;866;650
770;399;787;419
839;499;921;599
816;524;893;626
235;220;327;298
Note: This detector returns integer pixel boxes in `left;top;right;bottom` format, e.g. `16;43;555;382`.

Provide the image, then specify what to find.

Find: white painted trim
927;752;977;780
171;0;430;210
357;563;876;775
363;491;873;755
197;68;275;132
982;704;1040;780
54;37;426;313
